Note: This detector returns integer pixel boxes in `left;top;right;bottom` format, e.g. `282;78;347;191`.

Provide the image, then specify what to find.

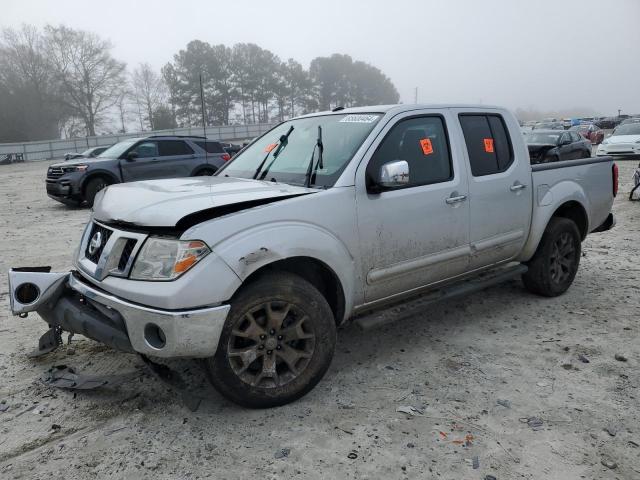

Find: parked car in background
46;136;231;207
619;117;640;126
64;146;111;161
526;129;592;163
562;119;572;129
596;122;640;158
533;121;564;131
570;123;604;144
595;117;618;129
220;142;244;157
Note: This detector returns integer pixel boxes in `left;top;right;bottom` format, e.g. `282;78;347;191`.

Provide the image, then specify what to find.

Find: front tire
84;177;110;207
204;272;337;408
522;217;581;297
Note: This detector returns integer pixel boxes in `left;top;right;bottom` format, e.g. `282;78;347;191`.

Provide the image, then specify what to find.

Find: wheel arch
80;170;119;195
520;196;589;262
191;163;218;176
230;256;347;327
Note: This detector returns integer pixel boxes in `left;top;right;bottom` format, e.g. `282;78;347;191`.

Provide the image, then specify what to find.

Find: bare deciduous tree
132;62;167;130
45;25;126;136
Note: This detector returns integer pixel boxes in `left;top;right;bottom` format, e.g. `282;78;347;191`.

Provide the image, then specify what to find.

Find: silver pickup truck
9;104;617;408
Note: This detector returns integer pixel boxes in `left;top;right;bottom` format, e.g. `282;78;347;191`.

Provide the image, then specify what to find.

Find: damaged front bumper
8;268;230;358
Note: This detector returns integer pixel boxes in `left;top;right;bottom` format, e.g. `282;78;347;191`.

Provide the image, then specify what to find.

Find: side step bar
354;263;528;331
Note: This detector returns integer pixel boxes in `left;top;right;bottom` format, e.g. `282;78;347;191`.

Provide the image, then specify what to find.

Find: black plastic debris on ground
41;365;110;390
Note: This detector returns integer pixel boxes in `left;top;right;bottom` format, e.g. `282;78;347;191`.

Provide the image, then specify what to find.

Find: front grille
47;166;64;179
118;239;137;271
85;223;113;263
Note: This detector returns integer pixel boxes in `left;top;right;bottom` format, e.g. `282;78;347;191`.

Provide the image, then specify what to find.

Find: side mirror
126;151;139;161
378;160;409;189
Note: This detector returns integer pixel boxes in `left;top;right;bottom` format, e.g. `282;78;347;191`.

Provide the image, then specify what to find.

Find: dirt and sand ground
0;159;639;480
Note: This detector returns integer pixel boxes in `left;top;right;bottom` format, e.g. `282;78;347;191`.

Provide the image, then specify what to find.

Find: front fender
519;180;590;261
211;221;357;316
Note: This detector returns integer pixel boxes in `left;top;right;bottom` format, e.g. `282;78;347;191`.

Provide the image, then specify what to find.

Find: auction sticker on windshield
339;114;380;123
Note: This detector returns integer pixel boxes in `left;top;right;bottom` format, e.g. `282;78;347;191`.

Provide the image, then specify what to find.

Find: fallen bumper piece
8;267;230;358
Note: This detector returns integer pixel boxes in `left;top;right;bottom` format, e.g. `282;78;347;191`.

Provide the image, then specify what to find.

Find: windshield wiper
304;126;324;188
253;125;294;180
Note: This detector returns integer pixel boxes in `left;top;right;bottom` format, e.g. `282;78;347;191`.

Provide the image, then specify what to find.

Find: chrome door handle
445;194;467;204
510;183;527;192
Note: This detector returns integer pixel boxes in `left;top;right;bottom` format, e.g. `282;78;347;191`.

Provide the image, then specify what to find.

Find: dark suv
46;135;231;207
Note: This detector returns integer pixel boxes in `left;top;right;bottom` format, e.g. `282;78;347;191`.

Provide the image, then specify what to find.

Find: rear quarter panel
520;158;614;261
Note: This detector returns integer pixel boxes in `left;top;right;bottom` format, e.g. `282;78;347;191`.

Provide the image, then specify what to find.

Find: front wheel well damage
551;201;588;239
234;257;346;326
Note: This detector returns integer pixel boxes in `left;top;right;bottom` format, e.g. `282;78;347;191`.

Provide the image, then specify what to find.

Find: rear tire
204;272;336;408
195;167;217;176
522;217;581;297
84;177;111;207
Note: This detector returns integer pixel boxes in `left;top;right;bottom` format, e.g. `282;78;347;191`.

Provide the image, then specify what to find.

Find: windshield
613;124;640;136
97;139;138;158
526;132;561;144
218;113;382;188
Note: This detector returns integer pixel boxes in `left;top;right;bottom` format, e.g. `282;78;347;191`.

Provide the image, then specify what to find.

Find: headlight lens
62;164;88;173
130;238;210;281
601;139;609;145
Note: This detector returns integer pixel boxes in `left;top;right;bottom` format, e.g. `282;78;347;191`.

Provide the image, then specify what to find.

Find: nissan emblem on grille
88;231;103;256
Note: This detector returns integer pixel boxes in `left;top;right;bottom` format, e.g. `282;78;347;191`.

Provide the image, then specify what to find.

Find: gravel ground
0;159;639;480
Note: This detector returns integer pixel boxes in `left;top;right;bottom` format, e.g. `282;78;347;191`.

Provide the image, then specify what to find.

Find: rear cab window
158;140;193;156
459;114;514;176
195;141;225;154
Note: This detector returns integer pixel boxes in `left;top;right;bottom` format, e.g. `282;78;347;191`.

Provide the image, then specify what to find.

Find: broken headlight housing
130;238;210;281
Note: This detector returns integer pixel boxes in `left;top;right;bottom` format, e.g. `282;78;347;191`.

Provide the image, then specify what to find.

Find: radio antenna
199;73;208;161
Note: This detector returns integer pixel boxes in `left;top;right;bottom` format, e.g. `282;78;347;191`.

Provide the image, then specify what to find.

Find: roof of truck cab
296;103;506;119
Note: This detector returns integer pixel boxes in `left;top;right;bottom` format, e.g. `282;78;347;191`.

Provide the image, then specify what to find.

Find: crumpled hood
527;143;557;160
92;176;317;227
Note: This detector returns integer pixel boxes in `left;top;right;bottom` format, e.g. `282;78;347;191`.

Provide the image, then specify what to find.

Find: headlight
62;164;88;173
601;139;609;145
130;238;210;281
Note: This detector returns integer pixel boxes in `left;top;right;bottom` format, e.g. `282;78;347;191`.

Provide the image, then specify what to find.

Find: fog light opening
144;323;166;349
15;283;40;305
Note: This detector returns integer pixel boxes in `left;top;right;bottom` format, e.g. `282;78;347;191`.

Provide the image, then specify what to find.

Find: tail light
612;163;618;197
221;153;231;161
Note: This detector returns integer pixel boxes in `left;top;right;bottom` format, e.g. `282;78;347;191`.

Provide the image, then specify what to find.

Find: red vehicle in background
570;124;604;145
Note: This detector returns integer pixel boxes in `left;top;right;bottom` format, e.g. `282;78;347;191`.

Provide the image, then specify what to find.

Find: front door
120;141;162;181
356;110;471;304
455;110;532;270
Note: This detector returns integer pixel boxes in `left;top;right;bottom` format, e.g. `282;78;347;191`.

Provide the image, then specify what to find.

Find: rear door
454;110;532;270
154;140;196;178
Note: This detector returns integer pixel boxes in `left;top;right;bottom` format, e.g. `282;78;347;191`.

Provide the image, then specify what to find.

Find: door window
157;140;194;156
367;116;452;188
195;141;225;153
130;141;158;158
459;114;513;176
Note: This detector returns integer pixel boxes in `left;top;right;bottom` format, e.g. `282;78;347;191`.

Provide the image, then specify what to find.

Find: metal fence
0;123;277;162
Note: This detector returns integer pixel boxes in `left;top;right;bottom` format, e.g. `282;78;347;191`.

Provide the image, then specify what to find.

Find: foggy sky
3;0;639;116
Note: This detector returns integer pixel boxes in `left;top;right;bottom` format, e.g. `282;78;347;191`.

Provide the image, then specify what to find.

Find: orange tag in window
419;138;434;155
264;143;277;153
483;138;494;153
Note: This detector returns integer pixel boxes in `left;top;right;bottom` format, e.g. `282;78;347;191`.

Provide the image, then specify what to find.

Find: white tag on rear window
339;114;379;123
